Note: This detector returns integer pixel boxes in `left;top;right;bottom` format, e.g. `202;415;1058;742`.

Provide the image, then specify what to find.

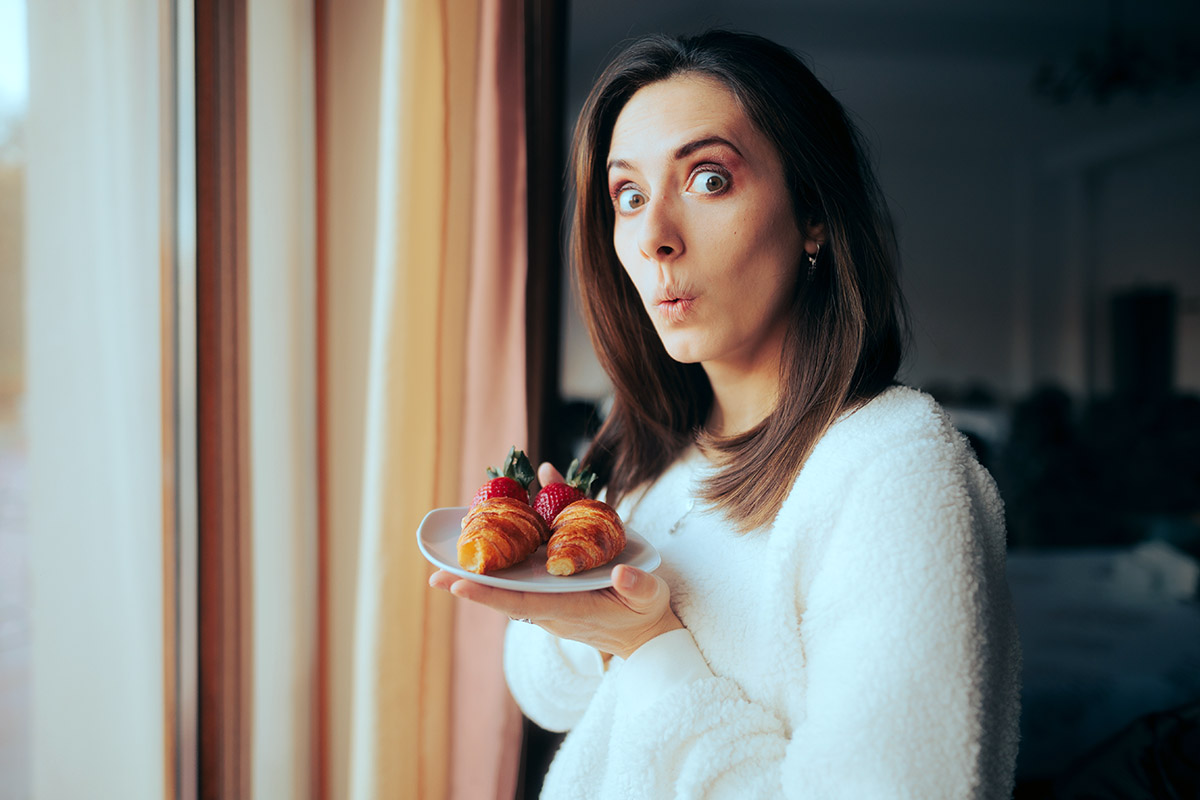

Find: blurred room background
0;0;1197;799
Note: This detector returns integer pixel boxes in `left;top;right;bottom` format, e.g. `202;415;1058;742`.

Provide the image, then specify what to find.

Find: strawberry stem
563;458;597;496
488;445;536;489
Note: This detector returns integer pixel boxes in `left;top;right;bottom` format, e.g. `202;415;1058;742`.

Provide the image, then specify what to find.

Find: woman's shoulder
769;385;1005;562
818;384;964;465
772;385;976;525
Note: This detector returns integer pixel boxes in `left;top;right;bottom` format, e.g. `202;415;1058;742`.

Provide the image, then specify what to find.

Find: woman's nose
636;196;685;262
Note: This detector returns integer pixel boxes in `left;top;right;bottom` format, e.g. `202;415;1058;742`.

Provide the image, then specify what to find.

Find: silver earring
807;244;820;279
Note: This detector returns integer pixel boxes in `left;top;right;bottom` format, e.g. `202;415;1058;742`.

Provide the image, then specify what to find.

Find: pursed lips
651;285;698;323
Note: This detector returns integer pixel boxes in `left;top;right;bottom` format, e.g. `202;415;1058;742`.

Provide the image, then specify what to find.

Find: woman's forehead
607;74;761;167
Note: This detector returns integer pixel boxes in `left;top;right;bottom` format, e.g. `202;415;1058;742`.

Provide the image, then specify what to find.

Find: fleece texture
503;386;1022;799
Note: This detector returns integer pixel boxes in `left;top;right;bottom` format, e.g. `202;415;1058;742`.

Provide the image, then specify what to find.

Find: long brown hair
573;30;908;531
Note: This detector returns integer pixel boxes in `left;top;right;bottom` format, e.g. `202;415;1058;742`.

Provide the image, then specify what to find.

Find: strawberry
470;446;536;509
533;458;598;525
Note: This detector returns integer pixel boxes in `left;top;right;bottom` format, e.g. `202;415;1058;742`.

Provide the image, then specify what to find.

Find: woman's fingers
428;569;458;590
429;570;560;619
612;565;651;604
609;565;683;653
435;572;602;624
431;567;661;621
611;565;670;614
537;461;565;488
445;576;546;621
429;566;681;659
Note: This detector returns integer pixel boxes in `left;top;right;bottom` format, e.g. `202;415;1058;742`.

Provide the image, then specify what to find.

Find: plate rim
416;505;660;593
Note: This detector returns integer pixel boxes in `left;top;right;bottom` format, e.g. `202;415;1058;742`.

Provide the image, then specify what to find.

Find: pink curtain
452;0;528;798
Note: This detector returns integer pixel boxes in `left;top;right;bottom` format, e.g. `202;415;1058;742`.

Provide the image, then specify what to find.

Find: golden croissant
457;497;549;574
546;499;626;576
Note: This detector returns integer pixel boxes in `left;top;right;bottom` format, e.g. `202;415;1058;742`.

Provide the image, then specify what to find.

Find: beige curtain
452;0;528;795
347;0;527;797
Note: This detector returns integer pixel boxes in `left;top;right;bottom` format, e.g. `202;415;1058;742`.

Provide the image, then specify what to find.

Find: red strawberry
470;446;536;509
471;476;527;507
533;459;597;526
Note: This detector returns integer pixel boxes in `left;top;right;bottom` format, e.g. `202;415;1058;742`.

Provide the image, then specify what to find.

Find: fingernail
616;566;637;591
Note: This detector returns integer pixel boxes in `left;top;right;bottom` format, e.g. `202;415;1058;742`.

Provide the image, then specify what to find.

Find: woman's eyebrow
673;135;742;161
606;136;744;174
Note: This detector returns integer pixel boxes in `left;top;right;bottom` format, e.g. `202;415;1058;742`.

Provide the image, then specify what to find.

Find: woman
431;30;1021;799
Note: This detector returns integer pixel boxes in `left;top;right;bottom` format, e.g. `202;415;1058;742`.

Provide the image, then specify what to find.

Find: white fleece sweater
504;386;1022;799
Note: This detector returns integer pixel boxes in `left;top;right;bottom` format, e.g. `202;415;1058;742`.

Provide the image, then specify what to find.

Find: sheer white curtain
248;0;318;798
24;2;321;798
25;2;168;797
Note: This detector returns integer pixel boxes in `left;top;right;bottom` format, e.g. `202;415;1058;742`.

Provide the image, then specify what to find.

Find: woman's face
607;73;808;373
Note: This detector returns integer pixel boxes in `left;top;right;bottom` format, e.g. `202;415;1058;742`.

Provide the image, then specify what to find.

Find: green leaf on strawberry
471;446;537;509
562;458;597;496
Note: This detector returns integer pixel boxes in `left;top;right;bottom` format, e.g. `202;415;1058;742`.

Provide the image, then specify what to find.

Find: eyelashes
609;162;734;214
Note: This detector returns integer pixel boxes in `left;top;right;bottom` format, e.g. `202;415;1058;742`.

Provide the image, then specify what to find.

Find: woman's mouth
654;294;696;325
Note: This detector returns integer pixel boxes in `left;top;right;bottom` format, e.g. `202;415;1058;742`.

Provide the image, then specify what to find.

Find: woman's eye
689;169;729;195
616;187;647;213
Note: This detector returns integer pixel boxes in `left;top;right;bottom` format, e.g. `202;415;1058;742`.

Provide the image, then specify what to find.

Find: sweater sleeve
601;438;1022;800
503;619;608;733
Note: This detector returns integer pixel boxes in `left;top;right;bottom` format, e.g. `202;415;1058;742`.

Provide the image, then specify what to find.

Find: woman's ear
804;222;826;253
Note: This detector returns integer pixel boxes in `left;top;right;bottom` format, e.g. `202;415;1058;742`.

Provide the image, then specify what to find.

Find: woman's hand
429;563;682;661
433;460;682;659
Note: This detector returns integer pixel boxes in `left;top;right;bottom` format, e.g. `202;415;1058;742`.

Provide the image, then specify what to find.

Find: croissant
545;499;626;576
457;497;549;574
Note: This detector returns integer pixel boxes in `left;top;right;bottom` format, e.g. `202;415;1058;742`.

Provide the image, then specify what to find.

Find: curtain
248;0;318;796
452;0;528;795
24;2;168;797
347;0;527;797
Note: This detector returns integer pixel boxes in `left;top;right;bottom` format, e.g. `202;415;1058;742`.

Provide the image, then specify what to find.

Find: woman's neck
701;337;785;437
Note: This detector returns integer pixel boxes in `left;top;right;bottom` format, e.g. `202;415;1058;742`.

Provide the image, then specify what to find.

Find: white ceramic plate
416;506;661;593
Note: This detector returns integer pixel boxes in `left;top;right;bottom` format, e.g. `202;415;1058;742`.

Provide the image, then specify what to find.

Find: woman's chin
658;337;705;365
